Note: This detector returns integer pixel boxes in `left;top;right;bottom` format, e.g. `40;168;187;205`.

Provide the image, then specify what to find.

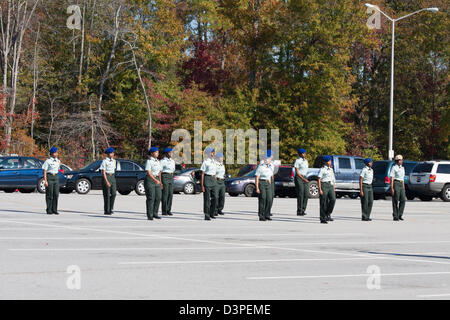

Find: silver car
409;161;450;202
173;168;202;195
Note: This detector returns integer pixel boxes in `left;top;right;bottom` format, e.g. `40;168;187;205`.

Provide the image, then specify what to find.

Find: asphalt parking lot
0;191;449;300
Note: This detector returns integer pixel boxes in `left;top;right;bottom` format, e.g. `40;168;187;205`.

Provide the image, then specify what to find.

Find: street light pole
364;4;439;160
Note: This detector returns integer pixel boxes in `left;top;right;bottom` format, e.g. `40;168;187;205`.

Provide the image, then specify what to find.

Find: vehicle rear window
275;167;293;178
404;162;417;174
413;163;434;173
372;162;388;174
437;164;450;174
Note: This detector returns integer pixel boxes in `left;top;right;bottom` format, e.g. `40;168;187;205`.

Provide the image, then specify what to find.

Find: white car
409;161;450;202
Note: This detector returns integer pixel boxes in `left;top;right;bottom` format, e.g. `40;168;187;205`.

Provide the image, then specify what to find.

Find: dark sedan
0;156;67;193
225;169;257;197
65;159;146;195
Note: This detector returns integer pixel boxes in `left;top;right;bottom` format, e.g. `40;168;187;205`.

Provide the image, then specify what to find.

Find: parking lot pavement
0;191;449;300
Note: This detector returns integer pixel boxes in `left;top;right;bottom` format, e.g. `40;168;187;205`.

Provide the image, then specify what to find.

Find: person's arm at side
201;171;205;193
255;176;260;194
390;169;395;195
43;169;48;187
102;170;111;187
318;178;323;195
159;171;163;189
360;176;364;197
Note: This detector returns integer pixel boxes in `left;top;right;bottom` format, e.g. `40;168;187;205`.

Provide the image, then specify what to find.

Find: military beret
216;152;224;158
164;147;173;153
298;148;306;155
364;158;373;165
394;155;403;161
105;147;114;154
322;155;332;162
149;147;159;153
49;147;58;154
266;150;273;158
205;147;215;153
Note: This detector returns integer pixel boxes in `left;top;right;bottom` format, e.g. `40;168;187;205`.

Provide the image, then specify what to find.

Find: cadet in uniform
42;147;61;215
359;158;374;221
100;147;117;215
160;147;175;216
390;155;406;221
215;152;226;216
294;148;309;216
318;155;336;224
201;147;217;220
255;153;273;221
145;147;162;220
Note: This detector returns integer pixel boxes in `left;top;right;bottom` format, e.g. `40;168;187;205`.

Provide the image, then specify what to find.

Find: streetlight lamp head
427;7;439;12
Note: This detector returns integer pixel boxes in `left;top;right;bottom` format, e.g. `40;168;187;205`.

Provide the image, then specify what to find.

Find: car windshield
372;161;388;174
244;170;256;177
413;163;434;173
80;161;100;171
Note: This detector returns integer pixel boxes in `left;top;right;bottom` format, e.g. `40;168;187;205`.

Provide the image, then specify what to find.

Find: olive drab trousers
161;173;174;215
319;182;336;222
295;177;309;215
145;176;162;219
102;174;116;214
45;174;59;214
392;180;406;220
203;175;217;218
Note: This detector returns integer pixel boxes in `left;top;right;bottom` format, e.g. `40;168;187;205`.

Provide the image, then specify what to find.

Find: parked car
65;159;146;195
409;161;450;202
0;156;67;193
372;160;418;200
237;164;257;177
225;165;295;198
274;166;296;198
305;155;365;199
225;169;257;197
173;168;202;194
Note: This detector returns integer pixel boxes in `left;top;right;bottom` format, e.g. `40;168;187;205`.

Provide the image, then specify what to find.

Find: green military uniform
100;157;117;215
318;165;336;223
390;163;406;220
215;158;226;215
42;156;61;214
360;165;374;220
256;162;273;220
160;156;175;216
294;156;309;216
201;157;217;219
145;157;162;220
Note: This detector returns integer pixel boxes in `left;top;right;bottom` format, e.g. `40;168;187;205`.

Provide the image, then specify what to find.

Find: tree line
0;0;448;169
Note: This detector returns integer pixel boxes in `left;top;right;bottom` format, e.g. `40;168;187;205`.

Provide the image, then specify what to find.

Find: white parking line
247;271;450;280
417;293;450;298
118;257;378;265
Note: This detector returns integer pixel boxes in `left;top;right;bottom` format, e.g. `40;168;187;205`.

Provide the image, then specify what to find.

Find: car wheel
19;188;35;193
336;193;343;199
419;195;433;202
229;193;239;197
37;178;46;193
308;180;319;198
406;192;416;201
135;180;145;196
76;179;91;194
244;184;256;197
440;184;450;202
3;188;16;193
119;190;132;196
348;193;359;199
183;182;195;194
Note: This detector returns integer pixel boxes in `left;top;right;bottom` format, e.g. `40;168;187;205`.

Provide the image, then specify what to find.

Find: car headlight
66;175;73;179
231;181;241;185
